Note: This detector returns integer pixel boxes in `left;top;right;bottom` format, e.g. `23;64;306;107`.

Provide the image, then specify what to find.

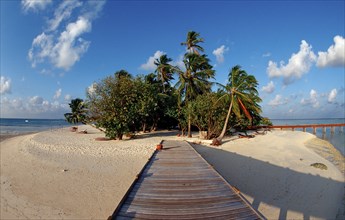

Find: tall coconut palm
154;54;174;93
175;53;215;137
181;31;204;55
64;98;88;125
216;65;262;142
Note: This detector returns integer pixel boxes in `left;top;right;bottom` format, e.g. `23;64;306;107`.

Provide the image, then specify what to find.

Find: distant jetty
256;123;345;134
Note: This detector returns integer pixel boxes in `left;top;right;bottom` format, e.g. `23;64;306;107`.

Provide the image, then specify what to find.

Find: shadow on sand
133;130;180;140
192;143;344;220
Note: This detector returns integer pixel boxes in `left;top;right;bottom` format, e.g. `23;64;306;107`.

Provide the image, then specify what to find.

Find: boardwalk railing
254;123;345;134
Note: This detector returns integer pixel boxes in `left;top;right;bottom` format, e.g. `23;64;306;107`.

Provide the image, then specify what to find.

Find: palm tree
175;53;215;137
181;31;204;55
216;65;262;142
64;98;88;126
154;54;174;93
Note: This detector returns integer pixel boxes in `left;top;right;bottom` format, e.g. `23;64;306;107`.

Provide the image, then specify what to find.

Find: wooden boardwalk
111;140;263;220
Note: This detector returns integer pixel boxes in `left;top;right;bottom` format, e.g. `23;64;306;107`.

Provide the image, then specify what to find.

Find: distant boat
25;120;29;123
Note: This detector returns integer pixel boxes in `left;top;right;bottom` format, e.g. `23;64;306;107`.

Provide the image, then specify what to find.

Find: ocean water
0;118;70;135
271;118;345;156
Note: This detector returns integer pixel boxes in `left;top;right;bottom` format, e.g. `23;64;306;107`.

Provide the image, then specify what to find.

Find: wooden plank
111;140;263;219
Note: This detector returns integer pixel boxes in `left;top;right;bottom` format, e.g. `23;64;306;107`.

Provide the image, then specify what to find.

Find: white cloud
28;0;105;71
317;35;345;68
64;94;72;101
1;96;69;119
328;89;337;103
212;45;229;64
300;89;320;108
0;76;11;95
87;83;97;95
29;96;44;105
268;95;287;106
54;88;62;99
140;51;165;71
267;40;316;85
22;0;52;12
171;53;185;71
47;0;83;32
54;17;91;70
261;81;275;94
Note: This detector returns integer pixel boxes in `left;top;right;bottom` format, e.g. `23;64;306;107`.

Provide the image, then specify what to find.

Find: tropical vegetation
65;31;271;142
64;98;87;125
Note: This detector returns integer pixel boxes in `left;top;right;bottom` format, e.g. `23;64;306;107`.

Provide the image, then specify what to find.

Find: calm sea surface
1;118;344;155
271;118;345;156
0;118;69;135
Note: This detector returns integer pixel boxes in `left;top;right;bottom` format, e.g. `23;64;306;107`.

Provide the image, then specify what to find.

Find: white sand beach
1;125;344;219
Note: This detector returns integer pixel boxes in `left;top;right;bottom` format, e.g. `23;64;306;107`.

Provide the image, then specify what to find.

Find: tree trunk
118;133;123;140
217;100;233;141
142;122;146;133
188;113;192;138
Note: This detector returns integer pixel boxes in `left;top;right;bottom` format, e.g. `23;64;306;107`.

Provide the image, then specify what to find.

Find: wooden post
303;127;306;132
331;127;335;134
313;127;316;134
322;127;326;134
292;127;295;131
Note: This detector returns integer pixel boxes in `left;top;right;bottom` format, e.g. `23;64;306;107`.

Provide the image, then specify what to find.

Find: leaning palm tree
216;65;262;143
181;31;204;55
154;54;174;93
175;53;215;137
64;98;88;128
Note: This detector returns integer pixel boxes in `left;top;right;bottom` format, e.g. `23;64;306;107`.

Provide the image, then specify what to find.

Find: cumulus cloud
0;76;11;95
268;95;287;106
328;89;337;103
212;45;229;64
140;51;165;71
1;96;69;119
317;35;345;68
267;40;316;85
28;0;105;71
30;17;91;70
22;0;52;12
54;88;62;99
300;89;320;108
29;96;44;105
261;81;275;94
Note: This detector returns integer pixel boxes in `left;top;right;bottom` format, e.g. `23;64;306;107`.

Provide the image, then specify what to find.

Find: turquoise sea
0;118;69;135
1;118;344;155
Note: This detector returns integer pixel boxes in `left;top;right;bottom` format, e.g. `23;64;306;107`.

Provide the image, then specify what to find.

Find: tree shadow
133;130;180;139
192;143;344;220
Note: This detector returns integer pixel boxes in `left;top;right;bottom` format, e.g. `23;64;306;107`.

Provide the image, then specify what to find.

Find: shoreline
1;125;344;219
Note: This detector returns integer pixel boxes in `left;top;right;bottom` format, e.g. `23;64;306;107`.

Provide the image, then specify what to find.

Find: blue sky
1;0;344;119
